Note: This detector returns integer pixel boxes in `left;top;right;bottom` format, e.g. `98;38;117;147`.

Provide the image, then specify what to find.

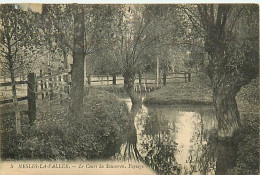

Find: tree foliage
0;4;41;134
182;4;259;137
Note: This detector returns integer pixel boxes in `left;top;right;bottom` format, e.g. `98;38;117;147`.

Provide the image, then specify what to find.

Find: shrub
1;89;130;160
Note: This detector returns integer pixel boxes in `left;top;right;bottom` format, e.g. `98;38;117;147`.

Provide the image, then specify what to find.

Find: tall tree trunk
123;71;140;106
71;6;85;118
212;83;240;174
10;65;22;135
215;137;237;175
205;46;256;175
212;83;241;137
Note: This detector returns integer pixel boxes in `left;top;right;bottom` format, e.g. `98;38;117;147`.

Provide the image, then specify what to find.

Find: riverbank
143;81;213;105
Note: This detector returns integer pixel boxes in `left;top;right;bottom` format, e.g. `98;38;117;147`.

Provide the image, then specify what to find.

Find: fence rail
0;70;192;123
86;72;191;86
0;70;71;125
0;71;192;103
0;80;27;86
0;96;28;105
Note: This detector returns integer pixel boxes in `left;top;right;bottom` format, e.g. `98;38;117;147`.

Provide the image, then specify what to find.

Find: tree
183;4;259;137
42;4;114;117
0;4;40;134
111;5;150;105
105;5;178;104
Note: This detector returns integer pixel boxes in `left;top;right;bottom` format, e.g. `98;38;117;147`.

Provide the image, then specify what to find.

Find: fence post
68;71;71;94
54;75;57;88
63;74;69;94
163;72;166;86
49;72;53;100
44;80;48;97
27;73;36;125
4;75;7;89
107;76;109;85
138;73;142;85
112;75;116;85
40;70;44;99
59;75;63;104
184;72;187;82
87;74;91;85
188;72;191;82
144;78;147;92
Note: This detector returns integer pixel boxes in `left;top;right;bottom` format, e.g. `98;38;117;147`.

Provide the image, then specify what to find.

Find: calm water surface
116;99;218;175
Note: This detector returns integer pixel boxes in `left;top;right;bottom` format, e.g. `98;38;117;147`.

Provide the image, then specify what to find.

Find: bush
81;89;130;158
1;89;130;160
228;113;259;175
85;85;127;97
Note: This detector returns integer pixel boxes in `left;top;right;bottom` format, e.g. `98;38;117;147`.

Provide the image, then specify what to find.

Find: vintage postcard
0;2;259;175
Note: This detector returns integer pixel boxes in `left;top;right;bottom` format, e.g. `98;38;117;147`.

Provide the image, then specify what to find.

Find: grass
1;88;130;160
143;81;213;105
85;85;127;97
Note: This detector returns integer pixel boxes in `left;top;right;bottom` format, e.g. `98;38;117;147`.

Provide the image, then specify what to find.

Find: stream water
115;98;219;175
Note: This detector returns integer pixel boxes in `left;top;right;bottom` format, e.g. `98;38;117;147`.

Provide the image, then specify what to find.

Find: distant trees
0;4;40;134
183;4;259;137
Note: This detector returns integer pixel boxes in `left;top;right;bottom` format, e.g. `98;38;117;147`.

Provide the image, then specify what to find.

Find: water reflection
114;102;143;161
117;100;219;175
138;107;181;175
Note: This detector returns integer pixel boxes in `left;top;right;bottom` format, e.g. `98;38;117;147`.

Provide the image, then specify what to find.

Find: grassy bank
143;81;213;105
1;88;130;160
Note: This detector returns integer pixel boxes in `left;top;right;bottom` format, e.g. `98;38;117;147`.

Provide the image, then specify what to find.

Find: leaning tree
183;4;259;137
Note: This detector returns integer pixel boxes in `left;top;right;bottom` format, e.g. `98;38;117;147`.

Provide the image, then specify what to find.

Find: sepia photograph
0;2;259;175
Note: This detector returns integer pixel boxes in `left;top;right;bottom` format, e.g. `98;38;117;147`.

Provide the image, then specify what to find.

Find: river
115;98;218;175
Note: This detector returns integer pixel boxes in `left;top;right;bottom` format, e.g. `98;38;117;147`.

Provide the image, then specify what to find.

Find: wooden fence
0;70;191;122
0;70;71;124
86;72;191;86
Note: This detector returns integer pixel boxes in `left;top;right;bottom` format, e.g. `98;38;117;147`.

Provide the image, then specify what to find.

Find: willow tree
111;5;151;105
183;4;259;137
106;5;185;105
